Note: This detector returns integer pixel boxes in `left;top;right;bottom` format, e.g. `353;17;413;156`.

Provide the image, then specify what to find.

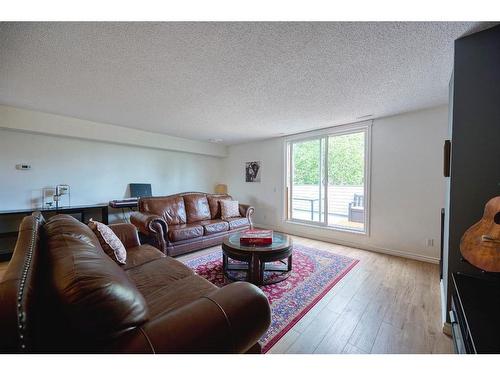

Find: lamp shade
215;184;228;194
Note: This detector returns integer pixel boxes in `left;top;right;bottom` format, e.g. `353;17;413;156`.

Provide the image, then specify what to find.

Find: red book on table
240;229;273;245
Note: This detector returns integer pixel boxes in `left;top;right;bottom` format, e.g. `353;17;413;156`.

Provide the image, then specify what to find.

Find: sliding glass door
286;123;370;233
327;131;366;231
288;138;326;223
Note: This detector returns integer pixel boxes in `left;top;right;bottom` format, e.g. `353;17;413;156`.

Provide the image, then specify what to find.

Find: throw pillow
88;219;127;264
220;200;240;219
208;196;231;218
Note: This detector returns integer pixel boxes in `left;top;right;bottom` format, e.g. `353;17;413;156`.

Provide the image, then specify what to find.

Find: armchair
348;193;364;223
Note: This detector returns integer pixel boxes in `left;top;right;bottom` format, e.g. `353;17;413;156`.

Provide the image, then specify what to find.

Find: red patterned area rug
182;244;359;353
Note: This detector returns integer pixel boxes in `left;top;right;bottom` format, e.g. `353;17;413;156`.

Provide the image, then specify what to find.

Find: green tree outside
292;132;364;186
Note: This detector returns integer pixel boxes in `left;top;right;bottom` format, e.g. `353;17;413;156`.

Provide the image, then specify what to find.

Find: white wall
0;129;224;231
1;105;448;263
0;106;226;236
0;105;227;157
223;105;448;263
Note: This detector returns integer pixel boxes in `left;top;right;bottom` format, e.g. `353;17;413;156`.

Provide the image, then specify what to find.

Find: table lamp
215;184;228;194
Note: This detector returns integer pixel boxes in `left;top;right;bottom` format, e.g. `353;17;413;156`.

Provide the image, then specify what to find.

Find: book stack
240;229;273;245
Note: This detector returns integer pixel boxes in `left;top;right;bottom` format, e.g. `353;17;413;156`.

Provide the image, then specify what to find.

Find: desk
0;204;108;261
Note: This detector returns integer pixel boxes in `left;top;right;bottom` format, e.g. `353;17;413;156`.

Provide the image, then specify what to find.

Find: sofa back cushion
207;194;232;219
139;195;187;225
183;193;211;223
43;215;149;342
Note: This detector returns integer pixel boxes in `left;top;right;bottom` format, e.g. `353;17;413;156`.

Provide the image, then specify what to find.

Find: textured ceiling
0;22;493;144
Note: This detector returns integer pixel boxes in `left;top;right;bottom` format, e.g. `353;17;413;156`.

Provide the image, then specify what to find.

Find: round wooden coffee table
222;232;293;285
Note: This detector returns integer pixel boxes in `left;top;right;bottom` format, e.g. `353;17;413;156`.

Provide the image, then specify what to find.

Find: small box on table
240;229;273;245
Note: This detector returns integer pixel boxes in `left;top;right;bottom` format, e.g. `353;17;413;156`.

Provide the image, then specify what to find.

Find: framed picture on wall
245;161;261;182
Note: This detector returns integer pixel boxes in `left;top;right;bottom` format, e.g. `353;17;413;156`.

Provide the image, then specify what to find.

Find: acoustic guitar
460;196;500;272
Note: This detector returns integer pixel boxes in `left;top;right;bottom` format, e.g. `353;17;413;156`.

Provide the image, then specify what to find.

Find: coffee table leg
223;253;228;275
287;253;293;272
250;253;262;285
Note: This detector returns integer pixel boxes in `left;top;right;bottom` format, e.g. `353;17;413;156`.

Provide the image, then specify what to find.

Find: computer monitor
129;183;152;198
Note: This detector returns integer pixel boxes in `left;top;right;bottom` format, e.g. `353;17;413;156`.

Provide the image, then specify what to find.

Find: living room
1;1;499;373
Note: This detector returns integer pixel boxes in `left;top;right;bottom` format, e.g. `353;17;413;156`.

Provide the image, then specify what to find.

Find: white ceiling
0;22;492;144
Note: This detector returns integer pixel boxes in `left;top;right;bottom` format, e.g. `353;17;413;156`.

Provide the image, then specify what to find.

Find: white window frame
284;120;372;235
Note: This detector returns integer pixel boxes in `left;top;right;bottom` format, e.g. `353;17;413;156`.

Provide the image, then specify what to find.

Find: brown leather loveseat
0;212;271;353
130;192;254;256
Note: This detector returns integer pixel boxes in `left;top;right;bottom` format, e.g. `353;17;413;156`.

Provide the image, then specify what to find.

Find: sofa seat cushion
125;256;195;291
198;219;229;235
142;275;217;319
167;223;204;242
122;244;166;271
126;258;216;319
225;216;250;230
183;193;211;223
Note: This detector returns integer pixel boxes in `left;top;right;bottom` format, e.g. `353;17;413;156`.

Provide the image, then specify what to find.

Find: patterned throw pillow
208;196;231;218
88;219;127;264
220;200;240;220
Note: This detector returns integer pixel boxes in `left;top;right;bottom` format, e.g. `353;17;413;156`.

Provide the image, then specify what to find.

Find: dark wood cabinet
443;25;500;325
450;273;500;353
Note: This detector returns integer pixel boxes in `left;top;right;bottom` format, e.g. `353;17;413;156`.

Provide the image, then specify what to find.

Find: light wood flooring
0;234;452;354
181;234;452;354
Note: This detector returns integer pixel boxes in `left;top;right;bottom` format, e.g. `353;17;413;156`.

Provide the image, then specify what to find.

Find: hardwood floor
0;234;452;354
264;235;452;354
179;234;452;354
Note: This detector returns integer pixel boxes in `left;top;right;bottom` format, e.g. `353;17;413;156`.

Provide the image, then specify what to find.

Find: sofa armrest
130;212;166;235
239;204;255;227
108;223;141;249
112;282;271;353
130;212;168;253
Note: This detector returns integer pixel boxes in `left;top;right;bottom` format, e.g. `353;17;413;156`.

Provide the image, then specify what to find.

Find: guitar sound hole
495;212;500;225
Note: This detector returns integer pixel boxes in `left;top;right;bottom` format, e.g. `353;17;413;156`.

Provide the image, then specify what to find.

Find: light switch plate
16;164;31;170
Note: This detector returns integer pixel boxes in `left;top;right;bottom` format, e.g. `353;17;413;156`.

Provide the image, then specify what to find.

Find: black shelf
451;272;500;353
0;204;109;262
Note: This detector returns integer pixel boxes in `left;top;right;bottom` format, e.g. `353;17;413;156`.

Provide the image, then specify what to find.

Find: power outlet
426;239;435;247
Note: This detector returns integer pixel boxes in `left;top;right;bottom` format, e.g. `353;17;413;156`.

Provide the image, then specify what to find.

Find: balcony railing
290;184;364;229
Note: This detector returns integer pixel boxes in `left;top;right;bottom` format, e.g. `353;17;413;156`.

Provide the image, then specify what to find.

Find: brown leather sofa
0;212;271;353
130;192;254;256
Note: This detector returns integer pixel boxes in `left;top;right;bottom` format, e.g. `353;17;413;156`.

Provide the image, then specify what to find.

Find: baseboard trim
254;222;440;264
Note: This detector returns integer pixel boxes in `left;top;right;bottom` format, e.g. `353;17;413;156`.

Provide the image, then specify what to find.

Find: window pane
327;131;365;231
290;138;325;223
